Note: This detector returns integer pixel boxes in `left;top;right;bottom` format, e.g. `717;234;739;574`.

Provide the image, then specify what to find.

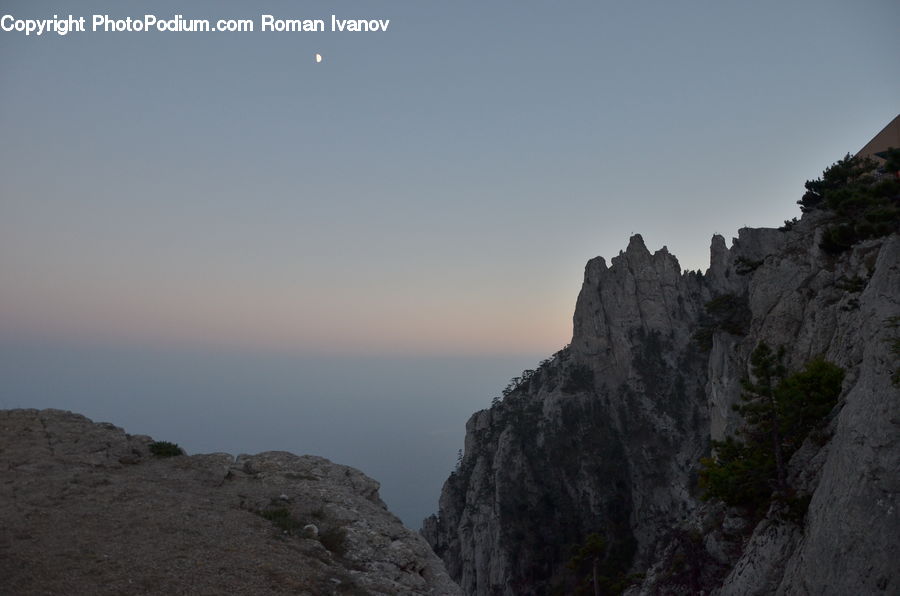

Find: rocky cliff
0;408;461;595
423;203;899;593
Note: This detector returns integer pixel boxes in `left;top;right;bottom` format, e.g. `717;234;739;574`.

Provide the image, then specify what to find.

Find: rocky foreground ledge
0;408;461;595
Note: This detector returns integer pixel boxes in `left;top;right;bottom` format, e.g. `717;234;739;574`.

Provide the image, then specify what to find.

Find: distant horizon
3;0;898;527
0;336;549;527
0;213;860;357
0;229;727;357
4;0;899;356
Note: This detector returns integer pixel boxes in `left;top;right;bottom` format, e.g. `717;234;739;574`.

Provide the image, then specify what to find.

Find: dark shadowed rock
424;213;899;595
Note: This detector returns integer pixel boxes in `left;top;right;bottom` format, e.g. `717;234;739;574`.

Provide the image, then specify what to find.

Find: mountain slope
0;408;462;595
424;204;899;594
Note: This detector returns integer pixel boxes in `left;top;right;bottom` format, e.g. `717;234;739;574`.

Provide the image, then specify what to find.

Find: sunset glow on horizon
0;272;575;356
2;0;897;530
2;0;898;357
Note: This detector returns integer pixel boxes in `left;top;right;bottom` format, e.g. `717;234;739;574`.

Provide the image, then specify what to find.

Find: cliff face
0;409;462;596
423;212;899;595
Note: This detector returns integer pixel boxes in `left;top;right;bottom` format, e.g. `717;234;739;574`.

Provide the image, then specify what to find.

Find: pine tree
699;344;844;511
737;343;788;494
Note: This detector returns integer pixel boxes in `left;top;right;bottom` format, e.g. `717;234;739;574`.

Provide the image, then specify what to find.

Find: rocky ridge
0;408;462;595
423;209;899;594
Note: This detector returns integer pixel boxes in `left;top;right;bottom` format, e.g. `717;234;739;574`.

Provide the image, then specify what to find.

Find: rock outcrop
424;210;899;594
0;408;462;595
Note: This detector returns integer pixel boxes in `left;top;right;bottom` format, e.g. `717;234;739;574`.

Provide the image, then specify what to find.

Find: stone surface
424;212;899;595
424;234;713;595
0;409;461;596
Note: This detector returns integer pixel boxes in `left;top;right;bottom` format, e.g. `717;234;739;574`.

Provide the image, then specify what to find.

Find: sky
1;0;899;526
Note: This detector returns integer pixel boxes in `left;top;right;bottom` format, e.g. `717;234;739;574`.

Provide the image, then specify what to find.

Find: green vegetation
798;150;900;254
780;217;799;231
692;293;751;350
255;506;347;555
834;275;868;293
258;507;304;534
490;347;571;407
699;343;844;514
734;257;764;275
653;529;712;592
562;363;595;394
504;368;537;396
564;533;641;595
319;526;349;556
704;294;751;335
148;441;184;457
887;316;900;387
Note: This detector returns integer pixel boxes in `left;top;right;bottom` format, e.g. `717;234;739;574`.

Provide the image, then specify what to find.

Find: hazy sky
3;0;898;355
1;0;898;525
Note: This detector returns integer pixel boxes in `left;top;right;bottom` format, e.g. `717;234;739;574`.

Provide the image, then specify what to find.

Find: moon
315;53;322;63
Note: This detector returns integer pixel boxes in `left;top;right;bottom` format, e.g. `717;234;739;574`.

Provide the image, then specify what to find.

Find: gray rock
0;408;461;595
424;216;899;595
